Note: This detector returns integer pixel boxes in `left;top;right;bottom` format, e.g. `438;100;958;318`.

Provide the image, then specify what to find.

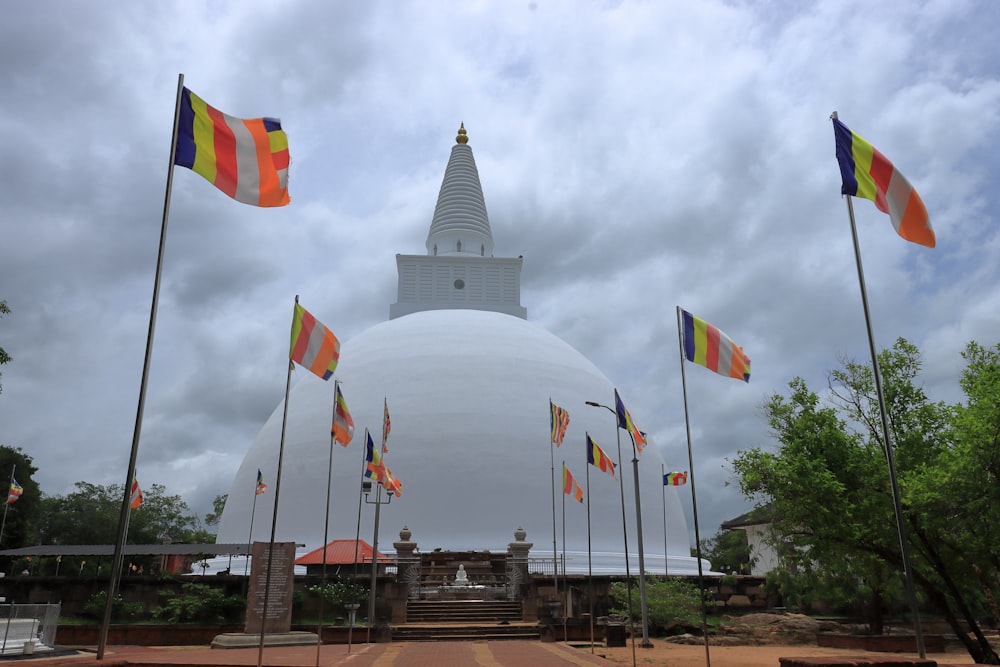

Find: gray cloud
1;0;999;550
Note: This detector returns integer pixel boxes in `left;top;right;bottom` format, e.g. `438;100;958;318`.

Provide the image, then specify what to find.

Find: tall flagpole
613;421;637;663
353;429;368;580
367;409;392;644
560;460;568;643
97;73;185;661
628;436;651;648
316;380;340;666
586;401;637;664
246;477;260;578
584;435;594;653
676;305;712;667
662;463;668;577
256;297;299;667
367;482;383;644
834;111;925;658
548;400;559;612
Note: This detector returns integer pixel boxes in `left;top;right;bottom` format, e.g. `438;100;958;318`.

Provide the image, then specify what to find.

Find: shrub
81;591;144;622
154;582;245;623
308;579;368;608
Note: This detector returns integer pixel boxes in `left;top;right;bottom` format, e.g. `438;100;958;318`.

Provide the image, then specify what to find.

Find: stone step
406;613;523;623
405;600;522;623
407;601;520;609
392;623;539;642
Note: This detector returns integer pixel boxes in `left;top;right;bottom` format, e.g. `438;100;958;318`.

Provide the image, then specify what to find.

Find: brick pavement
21;641;621;667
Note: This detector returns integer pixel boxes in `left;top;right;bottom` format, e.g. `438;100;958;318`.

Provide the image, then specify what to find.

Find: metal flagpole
316;380;340;666
246;476;260;578
662;464;668;577
561;460;568;642
353;429;368;580
833;111;925;658
367;483;383;644
584;435;594;654
676;305;712;667
366;414;392;644
549;400;559;616
628;434;652;648
615;422;638;664
256;297;299;667
351;428;370;655
586;401;637;664
97;73;185;661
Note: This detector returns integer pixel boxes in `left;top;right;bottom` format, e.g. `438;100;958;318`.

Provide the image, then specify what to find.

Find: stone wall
0;571;773;629
704;575;774;609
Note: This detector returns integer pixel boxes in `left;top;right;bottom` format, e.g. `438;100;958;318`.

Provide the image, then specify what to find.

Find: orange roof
294;539;391;565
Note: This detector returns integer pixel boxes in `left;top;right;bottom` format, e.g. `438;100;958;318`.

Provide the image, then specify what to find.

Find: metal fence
0;603;60;655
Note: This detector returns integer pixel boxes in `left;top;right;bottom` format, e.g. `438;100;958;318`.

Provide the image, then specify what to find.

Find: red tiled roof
294;539;391;565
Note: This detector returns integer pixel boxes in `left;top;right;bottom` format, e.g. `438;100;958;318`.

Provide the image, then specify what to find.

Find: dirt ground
589;613;990;666
593;641;982;666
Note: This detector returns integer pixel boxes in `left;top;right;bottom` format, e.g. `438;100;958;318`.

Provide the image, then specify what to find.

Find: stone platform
210;632;318;649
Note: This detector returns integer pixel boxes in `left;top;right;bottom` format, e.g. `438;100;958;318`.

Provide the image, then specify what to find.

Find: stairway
395;600;538;641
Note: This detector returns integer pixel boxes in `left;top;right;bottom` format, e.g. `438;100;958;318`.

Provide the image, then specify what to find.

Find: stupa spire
426;123;495;257
390;123;525;320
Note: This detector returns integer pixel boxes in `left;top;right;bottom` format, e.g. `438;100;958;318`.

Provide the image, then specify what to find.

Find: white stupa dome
216;125;703;574
216;309;696;572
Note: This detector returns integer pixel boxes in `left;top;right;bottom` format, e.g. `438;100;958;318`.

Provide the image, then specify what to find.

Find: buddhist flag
382;399;391;453
681;309;751;382
614;390;646;454
255;469;267;495
550;400;570;446
174;87;290;207
833;117;934;248
586;434;616;479
365;432;385;480
383;467;402;497
562;464;584;503
129;478;143;509
6;478;23;505
290;302;340;380
664;471;688;486
332;384;354;446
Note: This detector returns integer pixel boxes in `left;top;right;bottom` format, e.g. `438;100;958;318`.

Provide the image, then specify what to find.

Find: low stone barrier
779;658;937;667
817;633;945;654
55;624;242;646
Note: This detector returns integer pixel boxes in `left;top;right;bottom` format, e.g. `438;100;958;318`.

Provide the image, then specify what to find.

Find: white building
721;505;782;576
216;125;706;575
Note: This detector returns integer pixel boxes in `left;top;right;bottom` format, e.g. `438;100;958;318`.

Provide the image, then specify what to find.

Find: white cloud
1;0;999;550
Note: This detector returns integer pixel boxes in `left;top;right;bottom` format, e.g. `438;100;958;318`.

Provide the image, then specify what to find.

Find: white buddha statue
454;563;469;586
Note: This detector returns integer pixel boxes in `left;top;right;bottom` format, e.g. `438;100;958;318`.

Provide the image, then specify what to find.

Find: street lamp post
585;400;652;649
362;480;391;643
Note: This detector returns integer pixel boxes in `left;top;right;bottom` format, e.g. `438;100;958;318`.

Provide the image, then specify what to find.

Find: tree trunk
866;588;884;635
910;531;1000;665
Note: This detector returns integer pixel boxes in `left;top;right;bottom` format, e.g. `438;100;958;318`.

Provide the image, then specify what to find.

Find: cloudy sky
1;0;998;548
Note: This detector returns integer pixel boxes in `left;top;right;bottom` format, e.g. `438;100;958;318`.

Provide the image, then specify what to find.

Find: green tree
0;300;10;395
204;494;227;528
609;577;704;633
0;446;39;552
36;482;202;546
700;527;754;575
731;339;1000;664
948;342;1000;624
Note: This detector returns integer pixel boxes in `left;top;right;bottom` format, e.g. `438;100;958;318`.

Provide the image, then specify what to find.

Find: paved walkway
22;642;621;667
